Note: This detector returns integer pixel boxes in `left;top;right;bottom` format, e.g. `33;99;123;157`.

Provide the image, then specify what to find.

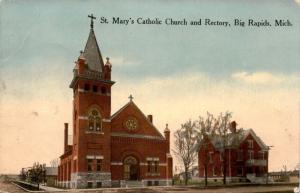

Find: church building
57;15;173;189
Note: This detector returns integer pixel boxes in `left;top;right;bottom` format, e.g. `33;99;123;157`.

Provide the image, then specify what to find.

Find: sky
0;0;299;174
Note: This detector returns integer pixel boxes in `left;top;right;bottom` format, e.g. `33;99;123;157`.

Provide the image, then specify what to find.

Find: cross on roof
128;94;134;102
88;14;96;29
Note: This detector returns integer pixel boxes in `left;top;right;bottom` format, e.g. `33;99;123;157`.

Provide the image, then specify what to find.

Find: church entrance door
123;156;139;180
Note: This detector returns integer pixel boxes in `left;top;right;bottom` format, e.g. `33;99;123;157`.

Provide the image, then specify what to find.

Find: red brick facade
57;19;172;188
198;128;269;183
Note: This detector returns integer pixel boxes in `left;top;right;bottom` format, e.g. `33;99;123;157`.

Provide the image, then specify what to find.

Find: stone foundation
142;179;172;186
198;176;247;183
71;172;111;188
57;181;71;188
58;176;172;188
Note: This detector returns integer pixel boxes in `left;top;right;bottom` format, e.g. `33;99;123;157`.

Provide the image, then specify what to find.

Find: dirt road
0;181;296;193
0;181;26;193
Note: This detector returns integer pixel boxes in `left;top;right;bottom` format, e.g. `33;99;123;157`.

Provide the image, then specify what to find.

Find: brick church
57;15;173;188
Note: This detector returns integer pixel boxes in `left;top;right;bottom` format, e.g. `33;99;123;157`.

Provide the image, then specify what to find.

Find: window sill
86;171;105;174
85;131;104;134
145;173;160;176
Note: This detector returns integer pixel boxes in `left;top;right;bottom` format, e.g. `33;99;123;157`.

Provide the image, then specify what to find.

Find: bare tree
50;158;59;167
28;162;46;190
213;112;242;185
173;120;198;185
196;112;217;187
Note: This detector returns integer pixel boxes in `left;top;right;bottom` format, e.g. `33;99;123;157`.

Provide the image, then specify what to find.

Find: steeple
83;14;105;72
70;14;114;88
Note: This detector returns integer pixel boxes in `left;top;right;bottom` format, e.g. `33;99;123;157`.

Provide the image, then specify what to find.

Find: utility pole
266;145;273;184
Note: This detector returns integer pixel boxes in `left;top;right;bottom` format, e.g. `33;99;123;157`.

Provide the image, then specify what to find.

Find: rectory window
259;151;265;160
248;150;254;160
221;166;224;176
213;166;217;176
237;167;243;176
209;152;213;163
237;150;243;161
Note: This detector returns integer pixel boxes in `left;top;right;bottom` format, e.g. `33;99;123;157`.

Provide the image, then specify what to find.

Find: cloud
231;71;299;85
295;0;300;5
110;56;139;67
0;79;6;93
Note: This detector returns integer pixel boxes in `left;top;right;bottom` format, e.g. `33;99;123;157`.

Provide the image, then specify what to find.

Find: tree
50;158;59;167
27;162;46;190
196;112;217;187
213;112;242;185
173;120;198;185
19;168;27;181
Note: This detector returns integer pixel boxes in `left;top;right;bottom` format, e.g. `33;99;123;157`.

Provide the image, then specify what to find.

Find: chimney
64;123;68;153
147;115;153;123
164;124;170;153
230;121;237;133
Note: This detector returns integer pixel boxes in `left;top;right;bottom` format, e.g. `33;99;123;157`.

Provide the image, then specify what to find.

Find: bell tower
69;14;114;188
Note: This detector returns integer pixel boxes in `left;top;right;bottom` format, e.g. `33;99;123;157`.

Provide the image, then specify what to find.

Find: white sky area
0;0;299;174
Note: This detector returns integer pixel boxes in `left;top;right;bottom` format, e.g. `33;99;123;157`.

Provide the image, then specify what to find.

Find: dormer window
247;140;253;149
88;109;102;132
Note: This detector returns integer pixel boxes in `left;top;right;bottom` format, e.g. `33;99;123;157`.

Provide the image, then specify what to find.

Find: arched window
88;109;102;132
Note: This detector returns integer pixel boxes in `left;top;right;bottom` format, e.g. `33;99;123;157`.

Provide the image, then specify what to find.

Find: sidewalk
40;185;66;192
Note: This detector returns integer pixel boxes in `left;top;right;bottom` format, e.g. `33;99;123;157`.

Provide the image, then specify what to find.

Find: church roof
111;100;165;139
83;28;105;72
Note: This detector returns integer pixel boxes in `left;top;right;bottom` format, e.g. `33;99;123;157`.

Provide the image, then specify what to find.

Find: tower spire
80;14;104;72
88;14;96;29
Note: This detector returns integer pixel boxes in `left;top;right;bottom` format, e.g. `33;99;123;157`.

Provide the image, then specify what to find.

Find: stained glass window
87;109;102;132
